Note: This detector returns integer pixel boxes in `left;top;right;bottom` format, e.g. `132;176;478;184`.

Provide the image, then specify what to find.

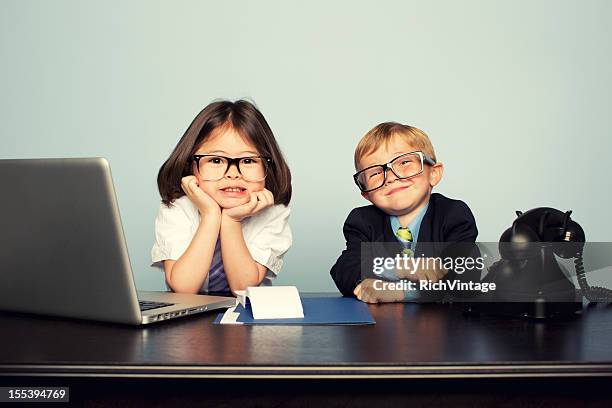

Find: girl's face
194;126;266;209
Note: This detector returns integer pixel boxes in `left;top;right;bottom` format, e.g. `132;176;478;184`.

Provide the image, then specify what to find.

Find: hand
222;189;274;222
396;257;448;283
181;176;221;218
353;278;406;304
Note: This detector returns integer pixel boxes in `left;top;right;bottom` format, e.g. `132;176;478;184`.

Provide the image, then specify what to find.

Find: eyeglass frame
191;154;272;182
353;151;437;193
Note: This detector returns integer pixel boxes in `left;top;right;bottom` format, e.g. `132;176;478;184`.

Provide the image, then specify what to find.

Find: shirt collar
389;202;429;244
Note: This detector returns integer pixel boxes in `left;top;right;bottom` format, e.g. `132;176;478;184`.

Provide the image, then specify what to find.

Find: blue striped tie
207;238;229;292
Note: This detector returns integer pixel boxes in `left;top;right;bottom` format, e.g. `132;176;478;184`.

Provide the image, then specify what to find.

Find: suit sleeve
440;200;481;293
443;200;478;243
330;209;371;297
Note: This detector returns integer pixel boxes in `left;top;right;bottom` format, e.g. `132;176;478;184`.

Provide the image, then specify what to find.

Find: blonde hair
354;122;437;170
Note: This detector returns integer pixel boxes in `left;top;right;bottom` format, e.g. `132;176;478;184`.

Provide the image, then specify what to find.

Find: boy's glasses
353;151;436;192
192;155;272;182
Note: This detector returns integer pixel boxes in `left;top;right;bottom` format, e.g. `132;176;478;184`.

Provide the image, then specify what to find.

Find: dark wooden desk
1;297;612;379
2;297;612;407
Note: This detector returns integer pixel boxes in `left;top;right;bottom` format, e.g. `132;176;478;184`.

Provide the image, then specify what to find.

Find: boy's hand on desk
181;176;221;218
395;258;448;283
222;189;274;222
353;278;405;304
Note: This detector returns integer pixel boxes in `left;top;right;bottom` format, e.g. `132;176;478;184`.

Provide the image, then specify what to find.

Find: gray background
1;0;611;291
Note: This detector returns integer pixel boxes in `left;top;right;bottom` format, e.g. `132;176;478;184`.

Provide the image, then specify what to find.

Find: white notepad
220;286;304;322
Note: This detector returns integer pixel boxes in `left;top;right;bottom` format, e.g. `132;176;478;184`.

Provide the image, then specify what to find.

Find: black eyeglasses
353;151;436;192
192;155;272;182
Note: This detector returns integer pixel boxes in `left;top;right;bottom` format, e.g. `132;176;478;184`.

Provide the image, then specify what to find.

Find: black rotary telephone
468;207;612;319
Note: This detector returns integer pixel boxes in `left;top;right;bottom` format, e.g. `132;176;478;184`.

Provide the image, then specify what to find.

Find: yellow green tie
396;227;414;256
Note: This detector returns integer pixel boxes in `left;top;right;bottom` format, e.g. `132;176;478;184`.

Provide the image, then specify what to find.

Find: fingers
416;269;437;284
408;258;449;284
236;189;272;212
355;279;406;304
353;283;362;298
355;282;372;303
180;176;221;217
426;266;448;283
262;189;274;204
180;176;197;195
181;177;200;201
247;191;259;205
356;279;380;304
361;289;379;304
254;189;274;204
211;185;275;223
189;180;202;196
182;176;204;200
253;191;267;213
415;269;429;282
258;190;274;207
251;190;274;213
421;268;436;283
237;193;259;214
427;257;447;282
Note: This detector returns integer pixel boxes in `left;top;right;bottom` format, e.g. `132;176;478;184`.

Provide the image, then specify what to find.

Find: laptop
0;158;236;325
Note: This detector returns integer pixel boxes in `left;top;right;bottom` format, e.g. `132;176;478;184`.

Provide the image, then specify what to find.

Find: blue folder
213;296;375;325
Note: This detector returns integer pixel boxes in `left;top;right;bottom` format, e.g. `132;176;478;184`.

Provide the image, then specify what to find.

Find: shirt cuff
404;288;421;302
248;246;283;275
377;267;400;282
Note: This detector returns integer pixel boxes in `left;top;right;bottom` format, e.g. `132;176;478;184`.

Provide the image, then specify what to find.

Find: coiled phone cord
575;250;612;302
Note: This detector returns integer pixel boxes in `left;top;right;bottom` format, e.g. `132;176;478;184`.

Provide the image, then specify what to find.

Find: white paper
246;286;304;320
219;305;242;325
235;290;247;307
217;286;304;323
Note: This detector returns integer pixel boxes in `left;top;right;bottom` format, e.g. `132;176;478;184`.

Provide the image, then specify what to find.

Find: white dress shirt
151;196;292;290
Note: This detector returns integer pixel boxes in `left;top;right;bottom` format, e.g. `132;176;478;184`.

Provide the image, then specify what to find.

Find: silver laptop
0;158;235;325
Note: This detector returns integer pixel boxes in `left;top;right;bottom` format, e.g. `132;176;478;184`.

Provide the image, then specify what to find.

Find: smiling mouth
386;185;411;196
220;187;247;196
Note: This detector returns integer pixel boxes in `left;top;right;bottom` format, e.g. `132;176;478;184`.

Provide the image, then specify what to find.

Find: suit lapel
414;195;435;256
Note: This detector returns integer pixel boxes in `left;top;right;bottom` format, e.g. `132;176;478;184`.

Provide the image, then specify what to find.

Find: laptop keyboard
139;300;174;311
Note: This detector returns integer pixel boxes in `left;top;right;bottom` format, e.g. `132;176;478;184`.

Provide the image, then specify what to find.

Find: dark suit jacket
330;193;479;297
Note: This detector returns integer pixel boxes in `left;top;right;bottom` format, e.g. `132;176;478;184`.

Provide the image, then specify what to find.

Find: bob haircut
157;99;292;206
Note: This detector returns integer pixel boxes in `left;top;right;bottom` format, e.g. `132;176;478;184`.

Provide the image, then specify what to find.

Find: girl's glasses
353;151;436;192
192;155;272;182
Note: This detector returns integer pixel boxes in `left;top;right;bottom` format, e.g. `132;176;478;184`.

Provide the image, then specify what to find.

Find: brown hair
354;122;437;170
157;99;292;206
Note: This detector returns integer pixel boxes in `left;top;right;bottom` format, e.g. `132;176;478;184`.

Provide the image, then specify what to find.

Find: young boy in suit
330;122;479;303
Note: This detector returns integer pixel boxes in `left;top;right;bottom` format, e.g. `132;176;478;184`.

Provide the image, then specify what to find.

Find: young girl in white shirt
152;99;292;294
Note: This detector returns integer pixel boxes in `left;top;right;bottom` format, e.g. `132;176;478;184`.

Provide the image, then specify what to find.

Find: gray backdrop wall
2;0;611;291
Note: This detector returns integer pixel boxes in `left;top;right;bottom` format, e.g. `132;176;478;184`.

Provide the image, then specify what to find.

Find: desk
1;298;612;405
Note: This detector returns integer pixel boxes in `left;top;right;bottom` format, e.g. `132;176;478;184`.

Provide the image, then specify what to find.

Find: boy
330;122;479;303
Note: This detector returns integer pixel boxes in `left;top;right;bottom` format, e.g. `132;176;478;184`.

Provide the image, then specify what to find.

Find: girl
151;100;292;294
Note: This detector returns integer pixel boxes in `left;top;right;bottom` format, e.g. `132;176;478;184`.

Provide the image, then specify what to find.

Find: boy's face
358;135;443;217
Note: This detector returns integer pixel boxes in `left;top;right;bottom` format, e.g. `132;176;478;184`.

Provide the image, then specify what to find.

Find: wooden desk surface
1;297;612;379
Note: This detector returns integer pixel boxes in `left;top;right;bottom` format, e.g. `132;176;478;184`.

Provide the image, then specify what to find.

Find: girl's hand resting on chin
222;189;274;222
181;175;221;218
